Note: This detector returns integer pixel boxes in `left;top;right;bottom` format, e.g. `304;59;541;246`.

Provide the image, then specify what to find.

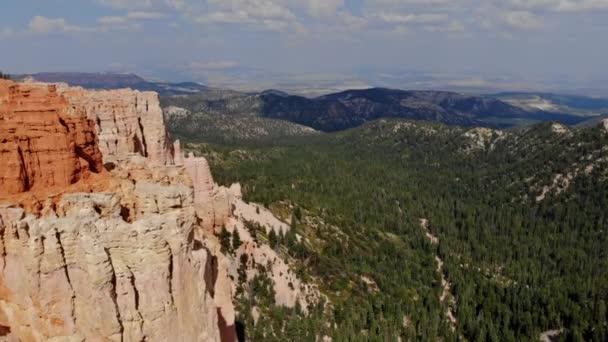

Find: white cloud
367;0;454;4
511;0;608;12
128;11;164;19
98;16;129;25
28;16;95;34
362;0;469;34
338;11;368;30
197;0;297;31
502;10;544;30
307;0;344;17
96;0;153;9
190;60;240;69
424;20;465;32
89;0;602;38
98;11;163;27
376;13;448;24
165;0;189;10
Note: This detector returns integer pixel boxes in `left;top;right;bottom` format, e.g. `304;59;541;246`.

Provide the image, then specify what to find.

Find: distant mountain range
15;72;208;96
259;88;590;131
13;72;605;134
493;92;608;117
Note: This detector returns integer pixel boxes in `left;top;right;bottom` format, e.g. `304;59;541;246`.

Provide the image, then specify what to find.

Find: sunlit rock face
61;86;175;166
0;80;104;195
0;80;235;342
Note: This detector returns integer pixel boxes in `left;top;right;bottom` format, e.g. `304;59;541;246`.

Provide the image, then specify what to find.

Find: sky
1;0;607;93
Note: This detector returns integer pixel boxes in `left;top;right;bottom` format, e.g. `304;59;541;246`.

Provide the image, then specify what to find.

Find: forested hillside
162;90;320;143
162;88;589;144
181;119;608;341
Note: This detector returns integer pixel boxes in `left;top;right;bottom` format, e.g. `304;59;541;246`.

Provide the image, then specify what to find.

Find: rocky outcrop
1;79;317;341
0;80;104;196
0;80;234;342
181;154;237;232
179;152;321;311
461;127;506;153
60;85;174;166
0;171;220;341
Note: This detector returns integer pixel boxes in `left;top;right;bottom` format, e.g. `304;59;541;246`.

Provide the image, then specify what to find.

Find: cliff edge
0;80;235;342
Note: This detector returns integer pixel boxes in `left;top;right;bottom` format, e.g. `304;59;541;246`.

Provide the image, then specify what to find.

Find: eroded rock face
182;154;234;232
0;165;222;341
181;157;322;311
462;127;506;153
0;81;234;342
1;79;317;342
0;80;104;195
60;85;175;166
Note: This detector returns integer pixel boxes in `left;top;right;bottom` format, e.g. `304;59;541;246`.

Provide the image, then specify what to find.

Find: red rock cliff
0;80;104;195
0;80;236;342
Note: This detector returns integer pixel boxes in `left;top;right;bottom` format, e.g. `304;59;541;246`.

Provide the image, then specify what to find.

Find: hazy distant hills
16;72;208;96
493;92;608;116
162;86;592;142
14;72;603;138
260;88;587;131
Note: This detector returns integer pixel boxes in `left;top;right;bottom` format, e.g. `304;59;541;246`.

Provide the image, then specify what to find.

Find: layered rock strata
1;79;318;341
0;80;104;196
61;86;175;166
183;157;321;311
0;80;234;342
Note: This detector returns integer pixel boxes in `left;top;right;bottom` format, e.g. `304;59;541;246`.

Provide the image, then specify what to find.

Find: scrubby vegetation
161;91;319;144
183;119;608;341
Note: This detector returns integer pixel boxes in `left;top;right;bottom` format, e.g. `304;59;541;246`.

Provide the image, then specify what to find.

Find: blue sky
1;0;607;92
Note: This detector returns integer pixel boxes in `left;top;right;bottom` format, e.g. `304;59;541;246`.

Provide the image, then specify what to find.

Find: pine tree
232;229;242;253
294;206;302;221
218;225;232;254
268;229;278;249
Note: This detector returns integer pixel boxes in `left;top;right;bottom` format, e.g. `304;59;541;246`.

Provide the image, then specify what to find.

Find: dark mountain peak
318;87;411;101
164;85;588;133
261;89;290;97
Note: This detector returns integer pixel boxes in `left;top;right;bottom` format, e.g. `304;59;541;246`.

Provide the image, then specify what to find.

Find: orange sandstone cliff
0;80;236;342
0;80;104;196
0;80;321;342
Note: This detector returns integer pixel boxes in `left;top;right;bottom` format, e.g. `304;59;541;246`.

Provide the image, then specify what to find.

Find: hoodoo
0;80;236;341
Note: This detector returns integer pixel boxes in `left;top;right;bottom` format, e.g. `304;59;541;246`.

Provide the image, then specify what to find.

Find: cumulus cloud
91;0;602;37
28;16;95;34
362;0;469;34
96;0;153;9
128;11;164;19
98;16;129;25
307;0;344;17
196;0;297;31
510;0;608;12
424;20;465;32
375;13;448;24
338;11;369;30
502;10;545;30
98;11;163;25
165;0;189;10
190;60;240;69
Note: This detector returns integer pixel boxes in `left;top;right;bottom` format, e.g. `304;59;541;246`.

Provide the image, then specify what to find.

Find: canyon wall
61;86;174;166
1;79;319;341
0;80;235;342
0;80;104;196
